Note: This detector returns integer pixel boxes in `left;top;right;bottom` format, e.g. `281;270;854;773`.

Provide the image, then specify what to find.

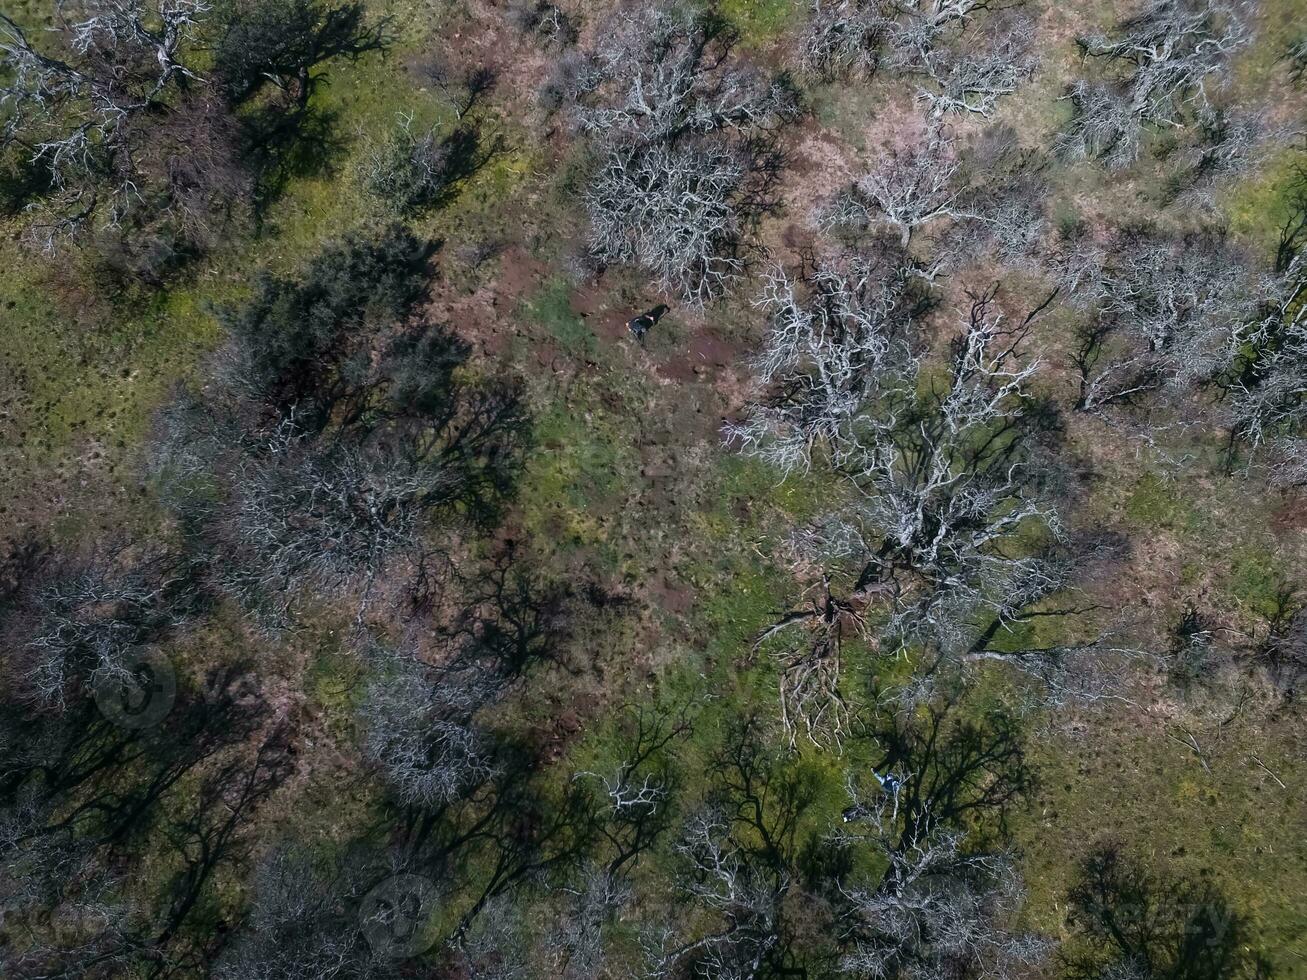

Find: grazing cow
627;304;670;341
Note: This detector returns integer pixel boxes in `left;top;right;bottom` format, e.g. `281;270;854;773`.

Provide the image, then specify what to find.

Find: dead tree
4;548;194;714
641;807;783;980
151;228;529;623
1058;0;1251;169
362;111;494;216
574;704;690;879
358;650;501;810
800;0;892;79
566;4;796;304
506;0;577;47
823;133;983;250
1290;34;1307;86
913;18;1037;119
1069;227;1265;414
0;3;212;248
835;807;1048;979
885;0;1011;70
734;277;1067;741
543;864;632;979
1167;106;1284;207
725;249;921;477
831;697;1048;978
585;140;760;306
214;846;395;980
947;127;1050;269
1220;185;1307;480
827;289;1061;657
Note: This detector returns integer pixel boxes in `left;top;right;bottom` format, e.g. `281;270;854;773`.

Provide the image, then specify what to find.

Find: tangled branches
1058;0;1251;168
564;4;796;304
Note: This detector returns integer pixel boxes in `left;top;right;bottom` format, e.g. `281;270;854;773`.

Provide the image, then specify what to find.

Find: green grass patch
524;277;599;357
1226;148;1304;255
1225;548;1291;618
719;0;801;46
1124;472;1201;532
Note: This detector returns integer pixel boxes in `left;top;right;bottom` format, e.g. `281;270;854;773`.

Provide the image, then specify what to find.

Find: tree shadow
1061;843;1273;980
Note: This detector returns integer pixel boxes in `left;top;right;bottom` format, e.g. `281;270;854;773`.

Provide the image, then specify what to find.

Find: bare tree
642;807;783;980
0;2;212;248
358;650;501;810
151;227;529;622
800;0;1026;104
823;133;977;248
214;846;393;980
1058;0;1251;169
724;247;920;477
362;111;495;216
1070;227;1265;413
1289;34;1307;86
453;894;537;980
566;4;796;303
1227;244;1307;483
4;549;193;713
505;0;577;47
585;139;764;306
1166;106;1285;207
835;805;1048;979
735;278;1064;741
831;696;1049;978
913;19;1037;119
947;126;1050;268
885;0;1011;69
800;0;892;79
546;864;632;979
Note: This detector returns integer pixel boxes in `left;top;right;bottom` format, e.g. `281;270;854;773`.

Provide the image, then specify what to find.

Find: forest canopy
2;0;1306;978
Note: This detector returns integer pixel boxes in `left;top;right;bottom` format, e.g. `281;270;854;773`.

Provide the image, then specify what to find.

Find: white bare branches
0;2;210;245
725;251;919;476
735;270;1066;733
585;140;753;306
547;865;632;980
753;577;861;749
214;848;379;980
20;554;188;713
359;653;501;809
66;1;209;97
643;808;782;980
834;289;1058;656
800;0;892;79
836;808;1049;979
824;135;975;248
573;6;794;147
914;22;1037;119
800;0;1034;122
1071;228;1265;412
1059;0;1251;168
217;414;433;618
1170;106;1286;206
568;4;796;304
1228;251;1307;480
833;765;1050;980
576;763;668;818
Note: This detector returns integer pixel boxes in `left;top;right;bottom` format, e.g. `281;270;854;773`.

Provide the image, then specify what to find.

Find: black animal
627;304;670;342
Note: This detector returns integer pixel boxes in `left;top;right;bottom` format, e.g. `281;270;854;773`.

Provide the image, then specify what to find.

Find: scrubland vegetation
2;0;1306;977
